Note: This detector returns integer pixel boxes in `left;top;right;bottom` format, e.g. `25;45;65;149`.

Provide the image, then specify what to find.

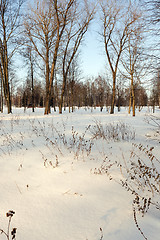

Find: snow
0;106;160;240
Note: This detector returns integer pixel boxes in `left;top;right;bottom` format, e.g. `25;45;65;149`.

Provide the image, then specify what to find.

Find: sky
80;21;107;78
80;20;107;79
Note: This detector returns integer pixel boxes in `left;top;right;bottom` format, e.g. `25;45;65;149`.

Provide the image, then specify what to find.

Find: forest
0;0;159;115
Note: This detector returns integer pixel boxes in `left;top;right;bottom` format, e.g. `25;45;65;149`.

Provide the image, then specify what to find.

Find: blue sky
80;21;107;78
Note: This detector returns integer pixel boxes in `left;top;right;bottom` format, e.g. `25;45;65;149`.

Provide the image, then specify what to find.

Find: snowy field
0;106;160;240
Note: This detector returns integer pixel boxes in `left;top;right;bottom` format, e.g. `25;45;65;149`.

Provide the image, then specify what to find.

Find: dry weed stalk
0;210;16;240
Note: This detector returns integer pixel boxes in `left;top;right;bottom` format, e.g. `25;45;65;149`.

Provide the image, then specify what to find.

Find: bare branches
58;0;95;113
24;0;95;114
0;0;25;113
100;0;143;114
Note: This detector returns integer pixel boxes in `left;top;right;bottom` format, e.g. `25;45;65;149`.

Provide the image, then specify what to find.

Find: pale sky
80;20;107;78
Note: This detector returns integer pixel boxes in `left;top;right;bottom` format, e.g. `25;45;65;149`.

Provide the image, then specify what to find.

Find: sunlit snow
0;106;159;240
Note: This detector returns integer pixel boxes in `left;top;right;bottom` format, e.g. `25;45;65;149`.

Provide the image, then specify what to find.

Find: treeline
0;0;159;115
11;75;150;112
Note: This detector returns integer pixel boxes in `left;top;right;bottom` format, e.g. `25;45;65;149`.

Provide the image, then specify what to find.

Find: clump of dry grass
90;120;135;142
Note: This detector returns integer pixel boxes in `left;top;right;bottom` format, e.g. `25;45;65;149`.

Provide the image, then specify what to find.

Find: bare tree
24;0;78;114
24;0;56;114
66;55;82;113
143;0;160;24
0;0;24;113
27;45;35;112
0;73;3;112
151;70;160;109
121;18;145;116
58;0;95;113
140;0;160;69
21;43;36;112
100;0;140;114
158;71;160;108
94;75;106;111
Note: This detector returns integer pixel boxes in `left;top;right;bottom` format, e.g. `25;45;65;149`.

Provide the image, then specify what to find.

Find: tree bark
0;65;3;113
30;49;34;113
59;74;66;114
0;8;12;114
131;73;135;117
158;72;160;108
110;73;116;114
71;80;74;112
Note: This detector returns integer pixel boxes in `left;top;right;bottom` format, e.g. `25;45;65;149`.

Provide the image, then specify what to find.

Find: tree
143;0;160;24
135;83;148;110
157;71;160;108
58;0;95;113
151;70;160;109
100;0;140;114
94;75;106;111
121;16;144;116
141;0;160;69
0;0;24;113
116;75;126;112
24;0;56;114
21;44;36;112
25;0;79;114
66;55;82;113
0;73;3;112
13;78;45;109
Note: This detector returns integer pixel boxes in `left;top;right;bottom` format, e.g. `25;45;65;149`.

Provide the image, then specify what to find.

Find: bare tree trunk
29;47;34;112
45;48;51;115
1;54;12;114
117;88;121;112
23;91;26;112
45;38;61;115
30;50;35;113
0;76;3;113
31;68;34;112
153;101;155;113
5;79;12;114
128;88;132;114
54;78;58;112
110;74;116;114
2;9;12;114
158;72;160;108
131;73;135;117
59;74;66;114
68;85;71;113
71;80;74;113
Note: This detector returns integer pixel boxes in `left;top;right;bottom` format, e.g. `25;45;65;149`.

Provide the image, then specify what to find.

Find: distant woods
0;0;159;115
12;75;149;112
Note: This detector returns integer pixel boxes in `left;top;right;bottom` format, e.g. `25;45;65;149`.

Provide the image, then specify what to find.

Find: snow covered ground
0;106;160;240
